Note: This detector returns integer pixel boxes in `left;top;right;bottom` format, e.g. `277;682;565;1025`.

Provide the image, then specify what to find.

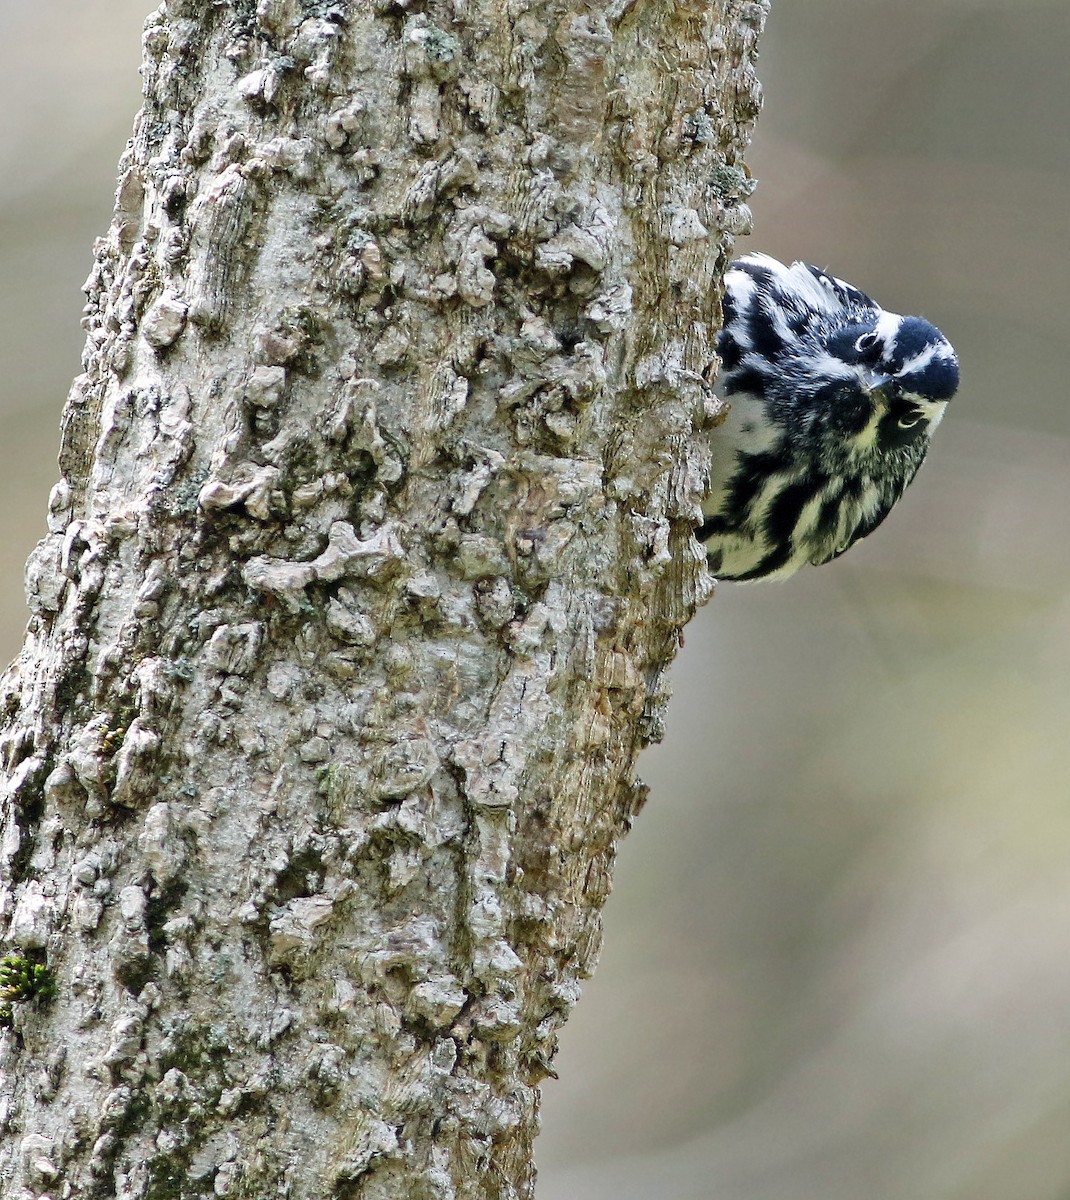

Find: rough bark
0;0;765;1196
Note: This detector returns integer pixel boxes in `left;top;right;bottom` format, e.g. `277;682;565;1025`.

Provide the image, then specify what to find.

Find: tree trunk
0;1;765;1196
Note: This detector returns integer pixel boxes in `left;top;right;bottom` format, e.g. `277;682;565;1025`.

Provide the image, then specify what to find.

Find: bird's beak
864;375;895;400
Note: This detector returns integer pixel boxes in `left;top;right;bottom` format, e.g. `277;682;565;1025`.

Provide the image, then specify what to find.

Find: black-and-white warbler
701;253;959;581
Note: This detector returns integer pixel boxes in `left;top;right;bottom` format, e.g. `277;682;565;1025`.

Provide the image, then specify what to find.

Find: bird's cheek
922;399;948;431
843;401;883;452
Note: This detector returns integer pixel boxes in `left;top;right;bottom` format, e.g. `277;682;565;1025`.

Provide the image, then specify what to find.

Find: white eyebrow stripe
898;341;951;377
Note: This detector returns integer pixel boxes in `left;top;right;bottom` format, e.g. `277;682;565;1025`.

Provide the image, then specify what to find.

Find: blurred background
3;4;1069;1198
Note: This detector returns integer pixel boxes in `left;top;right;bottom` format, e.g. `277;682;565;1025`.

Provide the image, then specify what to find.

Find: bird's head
826;313;959;450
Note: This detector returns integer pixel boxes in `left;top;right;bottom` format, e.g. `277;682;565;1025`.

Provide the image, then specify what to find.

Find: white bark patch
204;623;265;676
138;803;185;886
243;521;405;609
664;204;710;244
10;884;52;949
111;719;161;809
405;976;468;1028
186;164;256;331
269;895;335;963
141;291;189;349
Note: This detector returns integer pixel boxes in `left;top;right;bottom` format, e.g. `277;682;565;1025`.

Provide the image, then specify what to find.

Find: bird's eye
898;412;923;429
855;332;880;354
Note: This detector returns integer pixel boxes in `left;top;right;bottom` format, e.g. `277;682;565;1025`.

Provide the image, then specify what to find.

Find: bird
699;253;959;581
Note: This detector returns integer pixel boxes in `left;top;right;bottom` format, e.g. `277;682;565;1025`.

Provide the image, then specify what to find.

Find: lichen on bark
0;0;766;1195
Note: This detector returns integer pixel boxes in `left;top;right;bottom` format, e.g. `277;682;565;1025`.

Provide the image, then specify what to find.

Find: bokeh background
3;4;1069;1198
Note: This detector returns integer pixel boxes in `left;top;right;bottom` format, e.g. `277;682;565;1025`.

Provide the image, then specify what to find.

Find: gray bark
0;0;765;1196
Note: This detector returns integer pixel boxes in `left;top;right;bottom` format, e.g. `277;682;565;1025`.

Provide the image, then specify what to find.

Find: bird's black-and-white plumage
700;253;959;581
